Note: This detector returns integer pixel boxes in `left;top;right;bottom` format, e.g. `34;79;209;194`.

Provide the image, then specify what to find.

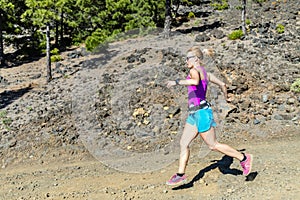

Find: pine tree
54;0;76;49
71;0;105;43
124;0;164;31
21;0;57;82
0;0;15;66
85;0;164;51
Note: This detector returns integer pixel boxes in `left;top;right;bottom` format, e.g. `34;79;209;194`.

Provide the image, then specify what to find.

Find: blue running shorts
186;108;217;133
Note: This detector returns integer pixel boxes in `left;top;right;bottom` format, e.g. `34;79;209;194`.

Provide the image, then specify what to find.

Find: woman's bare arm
167;68;199;87
208;72;229;101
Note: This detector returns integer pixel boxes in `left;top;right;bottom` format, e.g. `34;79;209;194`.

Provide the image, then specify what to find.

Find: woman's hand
208;73;230;102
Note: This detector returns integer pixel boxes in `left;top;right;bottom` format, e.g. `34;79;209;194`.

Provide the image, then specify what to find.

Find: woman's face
186;52;197;68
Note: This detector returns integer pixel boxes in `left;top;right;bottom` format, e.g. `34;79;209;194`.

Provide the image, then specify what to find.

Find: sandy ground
0;132;299;200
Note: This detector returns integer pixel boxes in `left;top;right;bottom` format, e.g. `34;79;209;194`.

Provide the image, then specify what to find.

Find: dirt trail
0;132;299;200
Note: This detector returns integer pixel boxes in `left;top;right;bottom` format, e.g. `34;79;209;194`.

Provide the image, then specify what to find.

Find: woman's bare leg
200;127;244;161
178;123;198;174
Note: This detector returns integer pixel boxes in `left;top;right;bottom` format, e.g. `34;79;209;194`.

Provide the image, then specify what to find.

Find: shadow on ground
176;21;223;34
0;86;33;109
172;155;258;190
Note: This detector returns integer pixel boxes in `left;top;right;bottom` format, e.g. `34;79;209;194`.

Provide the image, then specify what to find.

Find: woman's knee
208;142;219;151
180;140;189;150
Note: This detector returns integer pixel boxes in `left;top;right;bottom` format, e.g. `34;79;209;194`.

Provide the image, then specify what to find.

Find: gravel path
0;133;299;200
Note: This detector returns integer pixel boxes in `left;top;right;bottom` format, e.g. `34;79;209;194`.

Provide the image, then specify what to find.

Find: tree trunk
31;8;36;52
0;11;5;66
163;0;172;38
60;11;64;48
241;0;247;35
46;23;52;82
55;20;59;47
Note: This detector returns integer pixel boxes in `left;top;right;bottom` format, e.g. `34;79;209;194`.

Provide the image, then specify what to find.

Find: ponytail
202;48;214;57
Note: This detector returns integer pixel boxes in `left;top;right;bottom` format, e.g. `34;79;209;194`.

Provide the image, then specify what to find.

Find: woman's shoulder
190;67;198;73
192;66;206;79
189;68;200;76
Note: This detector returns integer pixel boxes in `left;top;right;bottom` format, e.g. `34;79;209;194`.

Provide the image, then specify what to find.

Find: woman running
166;46;253;186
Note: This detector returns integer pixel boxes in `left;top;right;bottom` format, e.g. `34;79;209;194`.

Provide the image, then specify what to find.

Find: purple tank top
187;66;208;107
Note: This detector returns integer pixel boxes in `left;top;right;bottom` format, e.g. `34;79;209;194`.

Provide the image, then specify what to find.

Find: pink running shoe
166;174;187;186
240;154;253;176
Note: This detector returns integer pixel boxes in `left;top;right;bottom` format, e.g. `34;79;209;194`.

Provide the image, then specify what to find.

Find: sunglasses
186;56;196;61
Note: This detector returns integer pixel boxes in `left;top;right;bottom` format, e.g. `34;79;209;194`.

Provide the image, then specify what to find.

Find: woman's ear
194;57;200;63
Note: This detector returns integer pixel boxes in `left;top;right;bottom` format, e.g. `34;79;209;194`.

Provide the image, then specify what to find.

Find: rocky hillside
0;0;299;169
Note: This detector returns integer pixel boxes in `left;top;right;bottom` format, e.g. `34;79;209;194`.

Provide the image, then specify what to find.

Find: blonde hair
187;46;214;60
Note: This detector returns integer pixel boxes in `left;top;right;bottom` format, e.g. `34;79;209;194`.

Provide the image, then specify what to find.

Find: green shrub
49;48;62;62
193;19;201;26
35;30;46;52
51;55;62;62
246;19;251;25
2;118;12;127
0;111;12;130
291;78;300;93
64;74;70;79
27;106;33;111
228;30;244;40
180;0;192;5
40;42;47;53
276;24;285;34
188;12;195;19
51;48;60;55
211;0;229;10
0;111;7;119
85;28;110;51
255;0;267;3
